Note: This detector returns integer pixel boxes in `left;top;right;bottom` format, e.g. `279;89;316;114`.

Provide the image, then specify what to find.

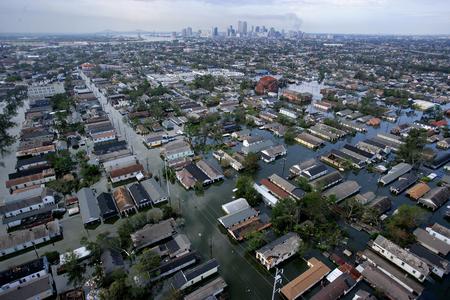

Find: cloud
0;0;449;34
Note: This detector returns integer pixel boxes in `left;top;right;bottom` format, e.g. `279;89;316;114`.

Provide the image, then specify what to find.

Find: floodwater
1;79;449;299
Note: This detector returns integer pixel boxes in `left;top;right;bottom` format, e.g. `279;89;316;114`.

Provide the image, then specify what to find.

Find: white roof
221;198;250;215
59;246;91;265
326;268;344;283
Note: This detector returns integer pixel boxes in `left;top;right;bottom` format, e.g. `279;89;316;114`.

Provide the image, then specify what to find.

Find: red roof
260;178;291;199
431;120;447;127
255;76;278;95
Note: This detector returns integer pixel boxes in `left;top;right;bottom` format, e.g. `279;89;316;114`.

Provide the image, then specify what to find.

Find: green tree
246;232;266;253
385;205;427;247
64;252;86;287
271;198;301;234
397;129;427;166
235;175;262;206
133;249;161;280
243;152;260;173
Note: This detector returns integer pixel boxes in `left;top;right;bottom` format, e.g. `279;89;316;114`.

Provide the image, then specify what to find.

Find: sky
0;0;449;35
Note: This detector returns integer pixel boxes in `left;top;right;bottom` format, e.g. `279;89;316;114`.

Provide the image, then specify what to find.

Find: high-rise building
212;27;219;37
237;21;243;35
242;21;248;35
187;27;193;37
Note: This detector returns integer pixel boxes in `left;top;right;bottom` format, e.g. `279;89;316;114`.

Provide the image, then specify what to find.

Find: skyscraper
242;21;248;36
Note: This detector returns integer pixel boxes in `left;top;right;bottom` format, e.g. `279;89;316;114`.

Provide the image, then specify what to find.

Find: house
196;160;224;182
162;140;194;161
425;152;450;170
176;168;197;190
389;173;417;195
171;259;219;291
102;155;137;172
261;144;287;163
289;159;317;178
144;135;165;148
213;150;244;171
417;186;450;211
131;218;177;251
280;258;331;300
282;90;312;104
218;207;259;229
256;232;301;270
313;101;333;112
279;108;298;119
410;243;450;278
151;234;191;258
149;251;198;281
413;228;450;256
323;181;361;203
109;163;144;183
101;249;125;276
0;187;55;223
310;273;357;300
113;187;137;217
253;182;282;207
221;198;250;215
0;257;50;292
141;178;169;205
6;168;56;192
368;196;392;215
339;119;367;132
96;192;119;221
128;183;152;209
310;171;343;191
77;188;101;226
437;138;450;150
308;124;344;142
360;249;424;298
242;136;273;154
426;223;450;245
378;163;412;186
295;132;324;149
0;220;61;257
268;174;305;200
370;235;430;282
184;276;227;300
406;183;431;200
361;263;417;300
366;118;381;127
299;164;328;181
0;273;54;300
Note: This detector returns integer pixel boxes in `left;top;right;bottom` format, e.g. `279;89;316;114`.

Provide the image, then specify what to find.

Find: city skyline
0;0;449;35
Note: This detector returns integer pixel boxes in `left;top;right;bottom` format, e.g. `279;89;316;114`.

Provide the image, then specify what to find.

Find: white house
256;232;301;270
371;235;430;282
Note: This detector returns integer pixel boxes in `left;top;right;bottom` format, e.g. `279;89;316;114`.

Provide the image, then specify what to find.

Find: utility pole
271;268;283;300
281;157;287;178
165;159;171;205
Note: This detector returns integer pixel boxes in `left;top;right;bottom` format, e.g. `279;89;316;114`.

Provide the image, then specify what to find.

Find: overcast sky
0;0;449;35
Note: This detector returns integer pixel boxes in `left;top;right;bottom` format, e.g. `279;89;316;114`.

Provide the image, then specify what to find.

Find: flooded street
1;79;449;299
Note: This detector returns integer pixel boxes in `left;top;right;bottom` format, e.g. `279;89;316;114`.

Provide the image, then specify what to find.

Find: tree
48;150;74;176
296;177;312;192
146;208;163;223
284;127;297;145
64;252;86;288
133;249;161;280
271;198;301;234
243;152;260;173
385;205;426;247
235;175;262;206
246;232;266;253
397;128;427;166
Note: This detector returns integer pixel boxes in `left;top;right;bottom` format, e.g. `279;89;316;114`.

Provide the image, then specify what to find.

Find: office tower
187;27;193;37
242;21;248;35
